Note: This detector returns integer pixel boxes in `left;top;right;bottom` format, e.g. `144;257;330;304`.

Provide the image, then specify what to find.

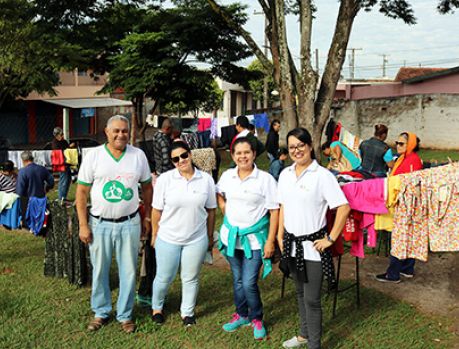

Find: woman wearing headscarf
376;132;423;283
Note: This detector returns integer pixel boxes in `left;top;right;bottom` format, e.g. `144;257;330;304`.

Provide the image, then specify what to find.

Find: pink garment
198;118;212;132
342;179;387;258
341;179;388;214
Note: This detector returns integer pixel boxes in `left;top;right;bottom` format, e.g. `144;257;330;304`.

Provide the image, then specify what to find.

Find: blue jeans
88;214;141;322
227;249;263;321
386;255;415;280
152;236;208;317
58;168;71;200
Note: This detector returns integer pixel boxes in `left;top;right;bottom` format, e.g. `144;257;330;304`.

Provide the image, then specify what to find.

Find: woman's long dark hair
286;127;316;159
269;119;281;132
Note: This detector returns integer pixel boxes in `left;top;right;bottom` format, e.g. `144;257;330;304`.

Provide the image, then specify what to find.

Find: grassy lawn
6;147;455;348
0;229;455;349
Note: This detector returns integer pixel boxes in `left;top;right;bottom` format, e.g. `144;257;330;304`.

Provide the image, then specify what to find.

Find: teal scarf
219;215;272;279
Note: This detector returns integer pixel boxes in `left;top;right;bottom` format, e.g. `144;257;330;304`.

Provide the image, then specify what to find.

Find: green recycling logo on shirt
102;180;134;203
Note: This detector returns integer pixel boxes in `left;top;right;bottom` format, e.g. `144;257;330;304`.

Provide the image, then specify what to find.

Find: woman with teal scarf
217;137;279;341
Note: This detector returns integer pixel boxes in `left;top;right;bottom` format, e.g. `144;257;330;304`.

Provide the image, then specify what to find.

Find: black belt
90;209;138;223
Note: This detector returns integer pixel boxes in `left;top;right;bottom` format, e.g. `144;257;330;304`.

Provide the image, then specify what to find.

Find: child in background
269;147;288;181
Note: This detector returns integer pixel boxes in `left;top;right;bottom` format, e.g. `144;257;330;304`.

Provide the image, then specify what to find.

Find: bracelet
326;234;335;243
144;217;151;222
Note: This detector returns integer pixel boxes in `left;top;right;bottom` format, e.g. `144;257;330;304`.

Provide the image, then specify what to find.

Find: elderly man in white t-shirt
76;115;153;334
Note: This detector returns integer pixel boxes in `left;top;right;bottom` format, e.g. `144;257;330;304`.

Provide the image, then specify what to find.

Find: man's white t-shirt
77;144;152;219
152;168;217;245
278;160;348;261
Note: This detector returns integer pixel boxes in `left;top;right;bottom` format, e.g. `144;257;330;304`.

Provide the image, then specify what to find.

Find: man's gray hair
21;151;34;162
106;115;130;130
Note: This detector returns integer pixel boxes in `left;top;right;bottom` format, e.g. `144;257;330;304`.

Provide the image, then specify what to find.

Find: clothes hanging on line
51;150;65;172
341;178;388;258
197;130;211;148
63;149;79;169
391;163;459;262
198;118;212;132
7;150;52;170
375;176;401;232
339;126;360;155
180;132;200;150
254;113;270;133
210;118;218;140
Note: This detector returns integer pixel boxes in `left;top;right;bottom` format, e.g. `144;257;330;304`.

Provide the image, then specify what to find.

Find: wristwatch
326;234;335;243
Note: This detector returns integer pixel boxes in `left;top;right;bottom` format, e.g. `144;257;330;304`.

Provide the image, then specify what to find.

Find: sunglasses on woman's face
171;152;189;163
395;141;406;146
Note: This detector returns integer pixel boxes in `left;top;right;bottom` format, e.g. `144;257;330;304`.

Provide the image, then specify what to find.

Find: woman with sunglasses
150;141;216;326
279;128;350;349
217;137;279;340
376;132;422;283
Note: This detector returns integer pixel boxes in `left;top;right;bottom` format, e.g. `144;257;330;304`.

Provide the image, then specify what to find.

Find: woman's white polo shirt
152;168;217;245
217;165;279;250
278;160;348;261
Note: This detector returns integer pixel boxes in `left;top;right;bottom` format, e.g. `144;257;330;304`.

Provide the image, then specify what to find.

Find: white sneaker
282;336;308;348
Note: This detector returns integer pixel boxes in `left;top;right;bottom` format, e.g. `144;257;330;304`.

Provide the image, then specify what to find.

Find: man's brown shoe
87;317;109;332
121;320;136;334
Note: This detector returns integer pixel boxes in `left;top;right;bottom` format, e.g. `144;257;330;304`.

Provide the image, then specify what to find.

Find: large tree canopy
102;0;252;140
207;0;459;153
0;0;60;108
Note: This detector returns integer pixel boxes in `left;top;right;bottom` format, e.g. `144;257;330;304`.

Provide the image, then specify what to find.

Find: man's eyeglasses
395;141;406;146
288;143;306;152
171;152;189;163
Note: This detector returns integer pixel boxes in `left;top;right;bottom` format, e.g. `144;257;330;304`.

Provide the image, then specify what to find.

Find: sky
233;0;459;79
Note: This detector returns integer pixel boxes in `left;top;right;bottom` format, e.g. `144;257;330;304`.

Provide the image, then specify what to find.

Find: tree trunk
314;0;358;156
274;0;298;131
297;0;317;131
130;97;143;146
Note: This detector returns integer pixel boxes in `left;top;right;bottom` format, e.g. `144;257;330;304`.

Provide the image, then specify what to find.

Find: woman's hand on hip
313;238;332;253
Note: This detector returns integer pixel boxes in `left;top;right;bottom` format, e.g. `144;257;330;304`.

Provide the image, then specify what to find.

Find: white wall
333;94;459;149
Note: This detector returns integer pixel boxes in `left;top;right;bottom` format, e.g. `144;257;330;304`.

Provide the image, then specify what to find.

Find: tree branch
257;0;270;17
206;0;273;73
315;0;358;128
299;0;313;75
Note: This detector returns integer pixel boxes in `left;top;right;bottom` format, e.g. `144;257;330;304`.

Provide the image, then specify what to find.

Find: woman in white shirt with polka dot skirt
217;137;279;341
150;141;217;327
278;128;350;349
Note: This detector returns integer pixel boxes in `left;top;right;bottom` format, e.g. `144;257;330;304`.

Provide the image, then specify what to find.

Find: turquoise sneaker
252;319;267;340
222;313;250;332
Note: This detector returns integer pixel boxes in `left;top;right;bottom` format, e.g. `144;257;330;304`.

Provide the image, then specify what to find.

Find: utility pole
379;54;389;77
346;48;362;80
